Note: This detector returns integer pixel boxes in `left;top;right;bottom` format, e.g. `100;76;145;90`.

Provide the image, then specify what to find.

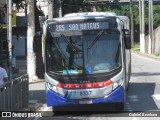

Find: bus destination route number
55;22;109;32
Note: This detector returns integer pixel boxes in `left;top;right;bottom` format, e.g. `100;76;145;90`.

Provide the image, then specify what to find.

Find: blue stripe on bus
46;86;125;107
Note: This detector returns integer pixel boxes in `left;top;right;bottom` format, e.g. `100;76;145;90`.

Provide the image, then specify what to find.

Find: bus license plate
79;99;92;104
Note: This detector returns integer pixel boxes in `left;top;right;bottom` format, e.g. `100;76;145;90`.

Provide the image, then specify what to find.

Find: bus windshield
46;30;121;75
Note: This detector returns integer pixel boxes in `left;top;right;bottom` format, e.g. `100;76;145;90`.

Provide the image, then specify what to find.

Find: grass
131;42;140;52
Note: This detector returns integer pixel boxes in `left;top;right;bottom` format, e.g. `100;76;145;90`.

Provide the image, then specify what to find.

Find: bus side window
123;29;131;49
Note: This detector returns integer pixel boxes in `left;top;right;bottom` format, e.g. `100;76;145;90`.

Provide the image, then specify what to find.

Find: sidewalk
132;51;160;61
16;57;43;84
15;57;45;112
16;58;27;75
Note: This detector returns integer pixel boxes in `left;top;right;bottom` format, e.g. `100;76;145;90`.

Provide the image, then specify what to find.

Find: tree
13;0;26;10
153;5;160;29
62;0;84;15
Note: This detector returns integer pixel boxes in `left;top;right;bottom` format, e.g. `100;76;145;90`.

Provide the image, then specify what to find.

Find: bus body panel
46;85;125;107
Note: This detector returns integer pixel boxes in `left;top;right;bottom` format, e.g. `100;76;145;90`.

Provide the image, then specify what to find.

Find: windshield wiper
87;31;104;49
60;34;76;52
60;34;81;52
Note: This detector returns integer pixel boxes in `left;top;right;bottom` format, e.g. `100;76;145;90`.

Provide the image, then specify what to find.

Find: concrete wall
145;26;160;56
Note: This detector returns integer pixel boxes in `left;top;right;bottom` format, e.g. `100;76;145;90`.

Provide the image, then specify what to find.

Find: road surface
28;52;160;120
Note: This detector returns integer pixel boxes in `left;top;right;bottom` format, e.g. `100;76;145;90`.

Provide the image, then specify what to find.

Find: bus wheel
115;103;124;111
52;106;62;115
52;106;69;115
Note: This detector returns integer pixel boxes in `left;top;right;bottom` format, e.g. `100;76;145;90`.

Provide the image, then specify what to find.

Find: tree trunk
27;0;36;80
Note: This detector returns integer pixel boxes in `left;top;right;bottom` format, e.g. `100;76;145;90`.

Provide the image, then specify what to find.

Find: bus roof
64;12;129;23
47;12;128;23
64;12;117;17
46;12;116;24
45;12;129;27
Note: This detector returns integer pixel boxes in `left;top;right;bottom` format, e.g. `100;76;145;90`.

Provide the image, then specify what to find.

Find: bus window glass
45;30;121;75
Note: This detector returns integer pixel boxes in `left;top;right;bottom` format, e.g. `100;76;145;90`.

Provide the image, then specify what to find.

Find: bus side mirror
124;29;131;49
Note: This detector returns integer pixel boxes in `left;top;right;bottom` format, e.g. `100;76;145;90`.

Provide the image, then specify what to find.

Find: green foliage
96;4;160;36
62;0;84;15
131;42;140;52
12;0;26;10
12;0;160;36
153;5;160;29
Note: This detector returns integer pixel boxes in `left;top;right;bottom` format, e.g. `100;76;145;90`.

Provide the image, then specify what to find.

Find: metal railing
0;74;29;111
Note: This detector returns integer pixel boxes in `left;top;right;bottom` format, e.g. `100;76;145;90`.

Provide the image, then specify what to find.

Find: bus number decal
80;91;92;96
56;25;65;31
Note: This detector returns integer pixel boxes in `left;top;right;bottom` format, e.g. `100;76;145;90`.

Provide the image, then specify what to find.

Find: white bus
42;12;131;111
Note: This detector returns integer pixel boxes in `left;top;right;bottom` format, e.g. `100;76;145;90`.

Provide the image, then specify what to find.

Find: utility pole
48;0;54;19
8;0;12;81
48;0;62;18
139;0;142;49
140;0;145;53
130;0;134;47
27;0;36;81
148;0;153;54
59;0;62;17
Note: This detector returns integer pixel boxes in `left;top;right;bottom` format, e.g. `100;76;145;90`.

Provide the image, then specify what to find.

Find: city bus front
44;17;126;108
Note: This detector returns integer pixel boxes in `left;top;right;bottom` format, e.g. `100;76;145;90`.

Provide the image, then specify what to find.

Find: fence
0;74;29;111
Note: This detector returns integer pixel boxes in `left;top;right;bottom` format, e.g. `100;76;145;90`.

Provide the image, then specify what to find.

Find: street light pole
48;0;54;19
27;0;36;81
140;0;145;53
59;0;62;17
8;0;12;81
130;0;134;47
148;0;153;54
59;0;64;17
7;0;13;110
139;0;142;49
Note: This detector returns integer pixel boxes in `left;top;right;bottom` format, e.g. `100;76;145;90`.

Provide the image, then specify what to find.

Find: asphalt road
27;52;160;120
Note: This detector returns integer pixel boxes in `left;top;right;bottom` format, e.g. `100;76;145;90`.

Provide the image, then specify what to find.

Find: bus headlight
112;79;123;90
47;83;58;93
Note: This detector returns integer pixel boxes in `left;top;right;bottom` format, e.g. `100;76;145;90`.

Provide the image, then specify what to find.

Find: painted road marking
152;94;160;101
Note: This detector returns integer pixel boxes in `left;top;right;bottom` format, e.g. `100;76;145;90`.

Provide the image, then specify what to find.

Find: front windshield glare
46;31;121;75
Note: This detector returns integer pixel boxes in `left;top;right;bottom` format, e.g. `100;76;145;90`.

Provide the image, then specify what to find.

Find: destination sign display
50;21;116;32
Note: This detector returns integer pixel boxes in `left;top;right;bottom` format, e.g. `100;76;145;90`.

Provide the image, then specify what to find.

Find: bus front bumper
46;86;125;107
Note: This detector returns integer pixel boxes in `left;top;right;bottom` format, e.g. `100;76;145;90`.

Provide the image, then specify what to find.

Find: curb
132;51;160;61
24;103;44;111
29;80;44;84
29;76;44;84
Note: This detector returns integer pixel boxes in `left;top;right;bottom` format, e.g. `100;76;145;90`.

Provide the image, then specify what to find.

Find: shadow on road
29;90;46;103
126;82;158;111
131;72;160;77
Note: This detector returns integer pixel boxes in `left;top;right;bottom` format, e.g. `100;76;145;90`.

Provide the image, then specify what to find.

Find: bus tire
115;103;124;111
52;106;62;115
